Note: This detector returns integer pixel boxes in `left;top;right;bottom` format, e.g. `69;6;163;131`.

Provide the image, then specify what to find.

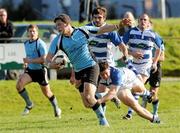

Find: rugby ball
54;55;67;66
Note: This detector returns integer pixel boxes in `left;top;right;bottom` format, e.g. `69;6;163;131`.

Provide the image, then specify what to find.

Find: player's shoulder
24;40;29;45
110;66;121;76
86;22;93;26
37;38;45;44
126;27;138;35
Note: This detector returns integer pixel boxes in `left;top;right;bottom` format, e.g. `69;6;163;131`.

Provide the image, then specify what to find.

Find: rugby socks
142;90;151;97
95;92;107;99
92;102;109;126
152;99;159;115
141;90;151;108
49;95;59;110
95;92;107;113
101;103;106;113
19;88;33;107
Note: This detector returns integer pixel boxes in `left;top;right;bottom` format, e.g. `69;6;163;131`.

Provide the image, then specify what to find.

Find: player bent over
16;24;61;117
97;61;160;124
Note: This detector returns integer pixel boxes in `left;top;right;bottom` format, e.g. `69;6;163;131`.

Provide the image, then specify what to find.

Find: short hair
98;61;109;72
0;8;7;15
139;13;151;21
54;14;71;24
27;24;39;31
92;6;107;18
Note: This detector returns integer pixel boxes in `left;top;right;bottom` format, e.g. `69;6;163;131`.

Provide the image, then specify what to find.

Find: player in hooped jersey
97;61;160;124
122;14;162;119
86;7;129;109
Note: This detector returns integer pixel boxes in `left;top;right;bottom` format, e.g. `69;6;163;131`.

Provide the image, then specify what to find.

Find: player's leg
117;89;160;123
84;82;109;126
95;85;107;112
149;62;161;115
130;63;151;108
123;93;139;120
39;67;61;118
16;72;33;115
150;87;159;115
40;85;61;118
95;80;108;112
83;65;109;126
122;67;150;119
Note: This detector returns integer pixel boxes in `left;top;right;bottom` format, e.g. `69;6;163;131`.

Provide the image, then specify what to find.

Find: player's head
0;8;8;24
123;11;136;27
98;61;110;80
54;14;71;33
91;6;107;27
138;13;151;31
27;24;39;41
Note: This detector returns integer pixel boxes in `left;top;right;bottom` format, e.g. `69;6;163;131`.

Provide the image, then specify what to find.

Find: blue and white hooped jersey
123;27;161;64
24;38;47;70
104;66;125;86
86;22;123;67
49;26;101;72
152;33;165;57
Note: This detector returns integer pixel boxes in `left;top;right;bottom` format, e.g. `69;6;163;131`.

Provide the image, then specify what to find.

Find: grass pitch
0;79;180;133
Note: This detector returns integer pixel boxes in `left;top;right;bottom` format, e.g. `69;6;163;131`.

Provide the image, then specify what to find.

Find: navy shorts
25;67;49;86
146;62;162;88
75;64;99;92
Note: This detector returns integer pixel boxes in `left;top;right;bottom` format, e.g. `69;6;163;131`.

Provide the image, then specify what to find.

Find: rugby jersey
49;26;100;72
104;66;125;86
123;27;161;64
24;38;47;70
86;22;123;66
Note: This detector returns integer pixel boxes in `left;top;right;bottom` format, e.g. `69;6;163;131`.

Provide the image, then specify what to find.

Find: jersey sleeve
39;39;47;56
153;33;162;49
79;25;99;35
157;34;165;51
110;68;122;86
109;31;123;46
122;30;131;44
48;35;60;55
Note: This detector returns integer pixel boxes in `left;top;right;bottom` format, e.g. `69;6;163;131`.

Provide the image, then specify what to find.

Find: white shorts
117;68;142;90
132;62;151;78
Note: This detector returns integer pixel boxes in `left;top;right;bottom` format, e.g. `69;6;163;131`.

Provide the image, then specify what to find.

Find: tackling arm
97;85;118;104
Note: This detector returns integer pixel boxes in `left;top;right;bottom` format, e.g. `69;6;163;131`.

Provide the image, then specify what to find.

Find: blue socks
49;95;59;110
152;99;159;115
95;92;107;113
92;102;109;126
19;88;32;107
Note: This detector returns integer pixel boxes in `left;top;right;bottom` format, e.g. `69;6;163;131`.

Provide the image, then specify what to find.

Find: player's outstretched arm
97;86;117;104
97;24;118;35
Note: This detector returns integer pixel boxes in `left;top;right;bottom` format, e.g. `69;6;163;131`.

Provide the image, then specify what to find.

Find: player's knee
85;94;94;106
81;98;91;108
16;79;24;91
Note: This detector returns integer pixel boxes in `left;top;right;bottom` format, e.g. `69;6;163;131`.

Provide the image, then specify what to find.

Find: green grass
0;80;180;133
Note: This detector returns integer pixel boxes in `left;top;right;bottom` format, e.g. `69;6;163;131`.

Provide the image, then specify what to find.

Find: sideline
162;77;180;81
